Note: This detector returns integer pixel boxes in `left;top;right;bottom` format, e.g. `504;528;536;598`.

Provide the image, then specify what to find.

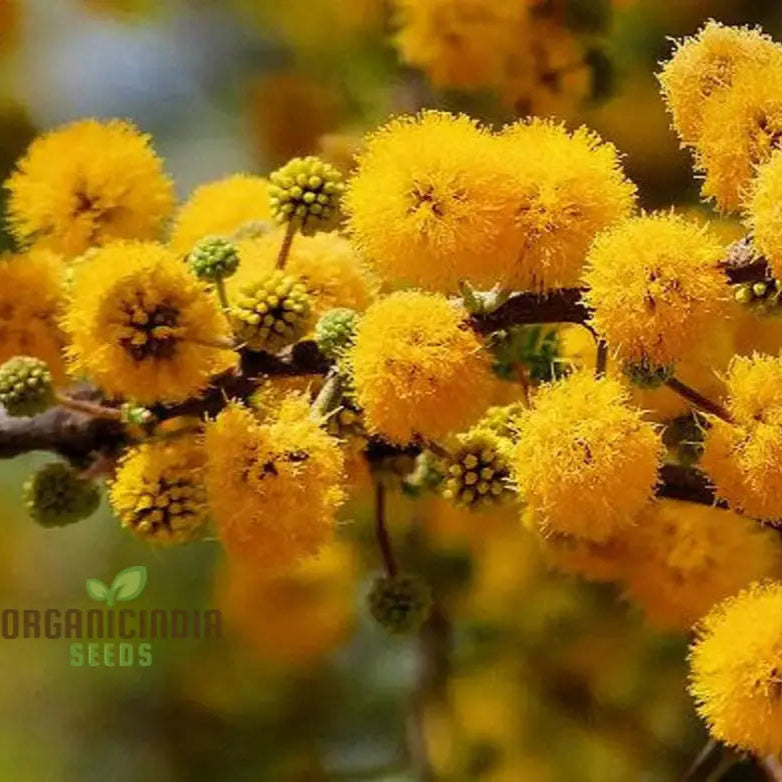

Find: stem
595;340;608;379
681;739;722;782
760;755;782;782
665;377;733;424
310;370;343;422
275;222;296;270
374;480;397;578
214;278;231;314
55;392;122;421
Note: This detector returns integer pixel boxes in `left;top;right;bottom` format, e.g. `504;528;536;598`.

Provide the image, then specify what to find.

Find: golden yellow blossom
219;541;356;667
204;400;345;570
499;119;637;290
5;119;174;258
393;0;527;89
350;291;493;444
514;373;662;542
659;21;782;145
169;174;271;256
109;437;209;544
63;241;235;403
746;151;782;280
722;353;782;425
344;111;519;292
690;581;782;754
0;248;68;381
583;214;727;366
541;532;631;584
695;60;782;212
624;500;780;630
232;230;378;320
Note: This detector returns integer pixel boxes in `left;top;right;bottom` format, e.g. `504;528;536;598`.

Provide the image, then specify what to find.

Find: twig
374;480;397;578
665;377;733;424
681;739;722;782
55;392;123;421
214;278;232;315
310;369;343;422
275;222;296;270
595;339;608;378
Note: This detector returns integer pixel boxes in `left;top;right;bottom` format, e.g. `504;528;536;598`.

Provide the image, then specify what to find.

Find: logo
86;565;147;607
0;565;222;668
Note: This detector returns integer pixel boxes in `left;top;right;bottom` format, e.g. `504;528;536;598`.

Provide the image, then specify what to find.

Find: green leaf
85;578;109;602
109;566;147;604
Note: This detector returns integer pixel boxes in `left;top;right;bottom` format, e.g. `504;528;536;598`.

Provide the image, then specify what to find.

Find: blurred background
1;1;782;780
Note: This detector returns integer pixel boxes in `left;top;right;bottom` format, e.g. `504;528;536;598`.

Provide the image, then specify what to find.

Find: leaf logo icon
85;566;147;607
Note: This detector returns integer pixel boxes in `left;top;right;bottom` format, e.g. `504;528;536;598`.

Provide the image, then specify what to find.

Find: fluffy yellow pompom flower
392;0;526;89
169;174;272;256
498;119;637;290
350;291;493;444
204;399;345;570
0;248;68;381
514;373;663;542
659;21;782;145
690;582;782;755
63;241;235;403
746;151;782;280
583;214;727;366
695;61;782;212
109;437;209;545
5;119;174;258
624;500;780;630
723;354;782;425
344;111;519;292
231;229;378;319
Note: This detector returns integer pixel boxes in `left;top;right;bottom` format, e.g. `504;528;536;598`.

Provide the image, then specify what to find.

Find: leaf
85;578;109;602
109;566;147;604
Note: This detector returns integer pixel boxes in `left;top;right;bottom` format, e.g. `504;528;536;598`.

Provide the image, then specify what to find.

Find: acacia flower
0;249;68;381
204;399;345;570
498;119;637;290
63;241;235;404
344;111;520;292
109;437;209;545
624;500;780;630
659;21;782;145
583;214;727;366
350;291;494;444
690;582;782;755
746;151;782;280
513;373;662;542
5;119;174;258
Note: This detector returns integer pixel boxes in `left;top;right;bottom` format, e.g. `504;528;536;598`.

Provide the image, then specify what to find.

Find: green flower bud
622;358;674;390
368;573;432;634
230;270;311;352
314;308;359;360
24;462;100;528
269;156;345;235
121;403;155;427
188;236;240;281
0;356;54;417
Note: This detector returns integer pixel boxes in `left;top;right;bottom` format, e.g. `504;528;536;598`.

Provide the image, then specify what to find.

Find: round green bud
367;573;433;634
188;236;240;281
442;430;513;509
24;462;101;528
269;156;345;235
314;308;359;360
230;270;312;352
0;356;54;417
622;358;674;390
734;284;754;304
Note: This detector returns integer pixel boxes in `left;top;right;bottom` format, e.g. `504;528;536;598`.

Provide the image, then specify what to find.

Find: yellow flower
5;119;174;258
344;111;519;292
350;291;493;444
540;532;630;584
723;353;782;426
659;21;782;145
583;214;727;366
689;581;782;755
218;541;356;667
514;373;662;542
695;60;782;212
231;230;378;320
63;241;235;403
0;248;68;381
203;400;345;570
624;500;780;630
109;437;209;545
392;0;526;89
169;174;272;256
746;151;782;280
498;119;637;290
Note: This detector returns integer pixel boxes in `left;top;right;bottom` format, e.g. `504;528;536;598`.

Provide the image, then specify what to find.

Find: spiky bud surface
24;462;100;528
0;356;54;417
314;308;359;360
368;573;432;634
188;236;240;281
